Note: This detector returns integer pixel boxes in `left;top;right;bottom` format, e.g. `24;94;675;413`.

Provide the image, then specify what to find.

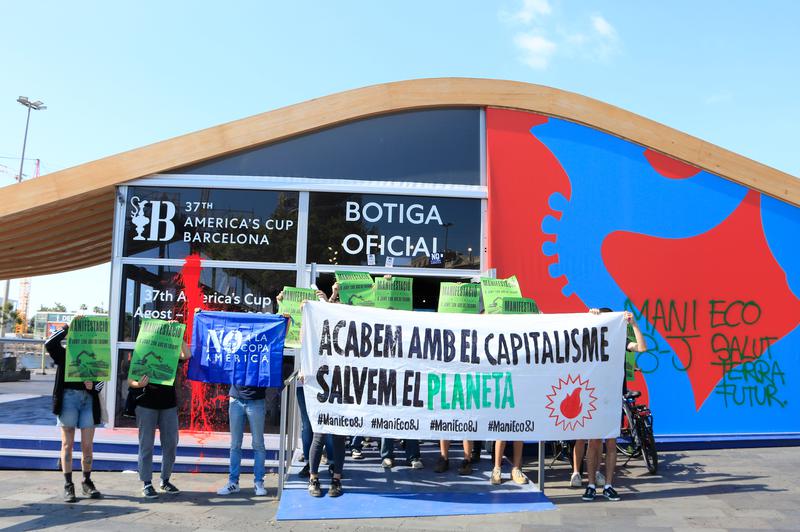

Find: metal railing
277;369;299;500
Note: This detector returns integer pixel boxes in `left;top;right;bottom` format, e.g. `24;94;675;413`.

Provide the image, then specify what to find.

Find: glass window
307;192;481;269
118;264;297;342
123;187;298;262
173;109;481;185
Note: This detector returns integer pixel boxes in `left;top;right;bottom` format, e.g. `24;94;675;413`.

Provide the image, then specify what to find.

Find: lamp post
0;97;46;338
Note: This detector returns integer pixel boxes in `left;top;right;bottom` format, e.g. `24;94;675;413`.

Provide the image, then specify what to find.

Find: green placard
375;277;413;311
480;275;522;314
65;316;111;382
338;279;376;307
624;327;637;381
500;297;540;314
129;319;186;386
335;271;373;283
278;286;317;348
437;282;481;314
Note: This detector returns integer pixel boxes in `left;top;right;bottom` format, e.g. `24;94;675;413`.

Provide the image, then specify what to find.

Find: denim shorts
57;388;97;429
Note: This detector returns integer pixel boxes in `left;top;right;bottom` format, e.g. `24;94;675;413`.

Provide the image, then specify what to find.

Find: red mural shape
603;190;800;410
643;149;702;179
486;108;586;313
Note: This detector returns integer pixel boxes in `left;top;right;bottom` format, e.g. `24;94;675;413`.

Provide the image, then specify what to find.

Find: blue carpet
276;441;555;520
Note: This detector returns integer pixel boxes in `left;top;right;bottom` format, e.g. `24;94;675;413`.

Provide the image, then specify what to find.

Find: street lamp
0;97;46;338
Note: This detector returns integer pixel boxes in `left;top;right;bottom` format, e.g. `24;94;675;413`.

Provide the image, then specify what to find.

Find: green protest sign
334;271;373;283
278;286;317;348
625;326;636;382
437;282;481;314
335;271;375;307
480;275;522;314
64;316;111;382
129;319;186;386
500;297;540;314
375;277;413;310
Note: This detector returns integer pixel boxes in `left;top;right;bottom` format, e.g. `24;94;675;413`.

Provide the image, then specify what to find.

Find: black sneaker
298;463;310;478
603;486;621;501
582;485;596;501
160;480;180;494
81;479;102;499
434;456;449;473
458;459;473;475
64;483;77;503
328;478;343;498
308;478;322;497
142;484;158;499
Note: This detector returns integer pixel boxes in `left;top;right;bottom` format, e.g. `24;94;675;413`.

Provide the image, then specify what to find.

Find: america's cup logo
130;196;176;241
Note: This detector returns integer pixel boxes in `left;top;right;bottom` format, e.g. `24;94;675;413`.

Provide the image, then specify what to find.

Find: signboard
300;302;626;440
189;311;286;387
278;287;317;348
437;282;481;314
480;276;522;314
375;276;413;310
123;186;299;262
335;271;376;307
128;319;186;386
500;297;540;314
307;193;481;269
65;316;111;382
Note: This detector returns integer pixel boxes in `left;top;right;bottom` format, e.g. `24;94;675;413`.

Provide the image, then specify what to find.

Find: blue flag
189;311;287;388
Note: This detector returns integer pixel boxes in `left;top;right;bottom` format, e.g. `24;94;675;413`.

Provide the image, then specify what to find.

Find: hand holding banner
65;316;111;382
189;311;286;387
129;319;186;386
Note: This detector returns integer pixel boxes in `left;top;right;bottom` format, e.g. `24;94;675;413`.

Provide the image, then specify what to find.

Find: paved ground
0;445;797;531
0;373;55;425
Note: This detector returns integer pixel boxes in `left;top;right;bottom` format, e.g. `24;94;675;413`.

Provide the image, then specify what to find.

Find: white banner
300;302;626;441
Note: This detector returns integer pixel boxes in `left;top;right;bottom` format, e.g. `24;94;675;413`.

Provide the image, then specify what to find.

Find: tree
79;304;88;311
92;305;107;314
1;302;22;328
39;302;67;312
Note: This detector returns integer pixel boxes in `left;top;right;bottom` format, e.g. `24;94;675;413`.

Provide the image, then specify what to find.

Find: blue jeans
381;438;420;461
296;386;313;460
229;397;266;484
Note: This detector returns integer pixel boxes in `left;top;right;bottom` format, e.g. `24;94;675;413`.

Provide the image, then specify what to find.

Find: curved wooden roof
0;77;797;279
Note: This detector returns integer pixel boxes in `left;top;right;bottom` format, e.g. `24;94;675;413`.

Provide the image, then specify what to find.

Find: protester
491;440;528;484
128;337;191;499
436;440;473;475
570;440;604;488
381;438;423;469
582;309;647;502
45;319;103;503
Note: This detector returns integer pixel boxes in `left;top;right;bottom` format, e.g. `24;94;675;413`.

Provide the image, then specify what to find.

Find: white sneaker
216;482;240;495
254;481;267;496
596;472;606;487
570;472;582;488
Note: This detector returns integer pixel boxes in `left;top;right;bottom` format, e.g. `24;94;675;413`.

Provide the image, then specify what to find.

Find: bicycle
617;389;658;474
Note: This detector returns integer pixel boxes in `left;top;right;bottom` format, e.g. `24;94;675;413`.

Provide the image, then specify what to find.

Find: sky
0;0;798;317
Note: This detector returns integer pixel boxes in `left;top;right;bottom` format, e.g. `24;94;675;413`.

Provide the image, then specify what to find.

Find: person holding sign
127;320;191;499
582;308;647;502
45;318;105;503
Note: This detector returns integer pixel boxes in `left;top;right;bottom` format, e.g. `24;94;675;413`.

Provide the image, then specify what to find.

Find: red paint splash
560;388;583;419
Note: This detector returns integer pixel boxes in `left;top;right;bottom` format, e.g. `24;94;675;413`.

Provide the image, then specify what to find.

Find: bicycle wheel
638;419;658;474
617;401;641;457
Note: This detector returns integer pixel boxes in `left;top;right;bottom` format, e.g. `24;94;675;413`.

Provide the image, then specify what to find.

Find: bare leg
572;440;585;474
494;441;506;469
462;440;473;460
80;427;95;475
604;438;616;485
587;439;601;485
512;441;524;468
439;439;450;459
60;427;75;475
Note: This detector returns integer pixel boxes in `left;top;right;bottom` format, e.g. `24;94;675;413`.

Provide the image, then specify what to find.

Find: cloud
501;1;621;69
501;0;552;24
514;31;557;69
